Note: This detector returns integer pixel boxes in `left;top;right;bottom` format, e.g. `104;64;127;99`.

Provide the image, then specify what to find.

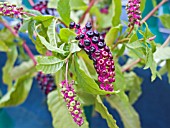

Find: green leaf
19;19;31;32
124;72;142;104
0;40;9;52
36;32;66;54
75;57;119;95
57;0;71;26
95;95;118;128
166;60;170;83
129;33;138;43
47;19;58;47
33;15;54;27
154;47;170;60
11;59;35;80
47;0;59;8
59;28;76;42
47;90;89;128
70;0;87;10
106;92;141;128
158;14;170;29
70;42;81;53
112;0;122;27
0;74;33;108
2;46;18;87
36;56;65;74
105;24;122;46
144;49;153;69
24;8;42;16
140;0;146;12
126;41;145;49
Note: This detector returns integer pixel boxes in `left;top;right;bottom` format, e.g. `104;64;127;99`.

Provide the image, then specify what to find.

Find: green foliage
75;56;119;95
47;90;89;128
59;28;76;42
124;72;143;104
112;0;122;27
154;47;170;60
95;95;118;128
105;24;122;46
106;92;141;128
158;14;170;29
36;56;65;74
2;46;18;88
166;60;170;83
0;40;9;52
57;0;71;26
70;0;87;10
0;74;33;108
140;0;146;12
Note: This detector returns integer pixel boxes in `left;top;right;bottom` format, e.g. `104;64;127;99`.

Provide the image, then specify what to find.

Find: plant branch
23;41;37;65
28;0;35;7
65;59;69;87
161;35;170;48
122;35;170;72
141;0;168;24
0;19;37;65
79;0;96;24
58;19;68;28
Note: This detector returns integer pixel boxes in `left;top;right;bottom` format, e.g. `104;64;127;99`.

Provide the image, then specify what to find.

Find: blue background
0;0;170;128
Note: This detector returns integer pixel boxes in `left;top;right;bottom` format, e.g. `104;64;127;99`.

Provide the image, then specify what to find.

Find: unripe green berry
70;101;76;106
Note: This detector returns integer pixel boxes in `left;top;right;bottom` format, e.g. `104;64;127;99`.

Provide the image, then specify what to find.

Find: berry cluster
0;2;23;18
70;22;115;92
60;80;84;126
33;1;58;16
36;72;56;95
126;0;141;27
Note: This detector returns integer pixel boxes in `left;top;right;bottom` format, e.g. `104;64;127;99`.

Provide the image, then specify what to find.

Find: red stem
79;0;96;24
28;0;35;6
65;60;69;87
141;0;168;24
0;20;37;66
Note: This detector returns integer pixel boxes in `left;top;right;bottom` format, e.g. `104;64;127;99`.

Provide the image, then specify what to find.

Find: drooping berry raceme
126;0;141;27
70;22;115;92
33;0;58;16
60;80;84;126
36;72;56;95
0;2;24;18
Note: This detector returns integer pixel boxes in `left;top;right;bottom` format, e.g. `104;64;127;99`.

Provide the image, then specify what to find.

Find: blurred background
0;0;170;128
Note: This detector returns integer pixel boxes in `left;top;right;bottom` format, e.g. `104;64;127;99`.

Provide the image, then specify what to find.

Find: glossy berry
69;21;75;29
60;80;84;126
84;39;91;46
70;22;116;92
85;22;92;30
36;72;56;95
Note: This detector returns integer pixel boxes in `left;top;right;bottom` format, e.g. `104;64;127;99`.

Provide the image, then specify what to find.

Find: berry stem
141;0;168;24
0;19;37;66
126;26;134;37
79;0;96;24
122;35;170;72
65;59;69;87
23;41;37;65
28;0;35;6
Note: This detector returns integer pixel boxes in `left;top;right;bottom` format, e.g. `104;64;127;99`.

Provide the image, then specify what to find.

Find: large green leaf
75;57;119;95
0;74;33;108
57;0;71;26
158;14;170;29
112;0;122;27
0;40;9;52
105;24;122;46
59;28;76;43
36;56;65;74
2;46;18;88
154;47;170;60
95;95;118;128
124;72;142;104
33;15;54;27
70;0;87;10
106;92;141;128
47;19;58;47
47;90;89;128
11;59;35;80
140;0;146;12
70;42;81;53
36;32;66;54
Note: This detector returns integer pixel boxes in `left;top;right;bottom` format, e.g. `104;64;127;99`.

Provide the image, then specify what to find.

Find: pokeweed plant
0;0;170;128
